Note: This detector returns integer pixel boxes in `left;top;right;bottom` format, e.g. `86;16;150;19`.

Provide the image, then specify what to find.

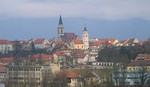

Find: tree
138;67;148;87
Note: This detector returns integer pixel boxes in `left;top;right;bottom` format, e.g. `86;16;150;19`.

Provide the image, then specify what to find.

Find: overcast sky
0;0;150;40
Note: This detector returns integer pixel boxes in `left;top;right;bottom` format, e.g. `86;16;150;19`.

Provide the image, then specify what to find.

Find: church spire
57;15;64;37
58;15;63;25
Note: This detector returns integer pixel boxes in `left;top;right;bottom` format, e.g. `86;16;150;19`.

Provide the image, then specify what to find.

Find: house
122;38;140;46
114;59;150;86
20;39;33;51
112;70;142;86
84;71;101;86
142;39;150;46
116;38;140;46
116;40;127;46
104;38;119;45
89;41;105;57
71;49;88;64
52;51;66;65
70;40;84;50
33;38;50;49
32;54;52;65
0;40;14;54
51;41;70;51
127;60;150;71
66;72;83;87
0;65;7;85
126;38;139;46
90;41;105;50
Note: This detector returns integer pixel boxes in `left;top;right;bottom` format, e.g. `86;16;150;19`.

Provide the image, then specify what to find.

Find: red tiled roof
32;54;52;60
99;38;117;43
53;51;64;56
0;57;14;62
128;60;150;66
142;40;150;45
135;54;150;61
33;38;45;44
92;41;105;46
119;40;126;44
107;38;117;43
73;40;83;44
66;72;79;78
0;40;13;44
64;33;78;39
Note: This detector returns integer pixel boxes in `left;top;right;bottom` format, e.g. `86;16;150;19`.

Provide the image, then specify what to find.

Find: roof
119;40;127;44
58;15;63;25
33;38;45;44
99;38;117;43
128;60;150;66
53;51;64;56
53;41;65;45
142;39;150;45
32;54;52;60
92;41;105;46
0;40;13;44
60;33;78;43
126;38;139;45
107;38;117;43
66;72;79;78
83;26;88;31
135;54;150;61
73;40;83;44
0;57;14;62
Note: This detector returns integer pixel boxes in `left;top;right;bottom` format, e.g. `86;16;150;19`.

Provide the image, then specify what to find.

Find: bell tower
82;26;89;50
58;15;64;37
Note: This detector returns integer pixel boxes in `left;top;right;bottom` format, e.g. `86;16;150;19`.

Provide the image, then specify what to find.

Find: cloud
0;0;150;20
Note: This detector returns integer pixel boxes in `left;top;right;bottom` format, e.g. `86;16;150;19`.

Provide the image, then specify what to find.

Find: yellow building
71;40;84;50
127;60;150;71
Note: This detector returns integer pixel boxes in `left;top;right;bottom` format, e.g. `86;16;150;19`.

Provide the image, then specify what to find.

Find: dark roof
83;26;87;31
58;15;63;25
135;54;150;61
128;60;150;66
60;33;78;43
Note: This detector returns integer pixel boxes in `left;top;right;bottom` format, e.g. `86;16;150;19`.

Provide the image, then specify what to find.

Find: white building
82;26;89;50
0;40;13;54
33;38;50;49
7;64;52;87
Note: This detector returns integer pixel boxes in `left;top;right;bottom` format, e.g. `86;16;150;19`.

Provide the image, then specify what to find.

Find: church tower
82;26;89;50
58;15;64;37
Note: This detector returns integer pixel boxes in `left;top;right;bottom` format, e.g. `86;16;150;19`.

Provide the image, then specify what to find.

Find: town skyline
0;0;150;40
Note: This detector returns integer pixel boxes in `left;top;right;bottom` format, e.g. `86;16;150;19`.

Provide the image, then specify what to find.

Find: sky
0;0;150;40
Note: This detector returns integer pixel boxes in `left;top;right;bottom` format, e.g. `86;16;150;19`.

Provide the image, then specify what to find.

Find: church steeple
82;26;89;50
58;15;64;37
59;15;63;25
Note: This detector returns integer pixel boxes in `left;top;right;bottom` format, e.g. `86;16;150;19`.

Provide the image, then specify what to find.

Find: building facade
7;64;51;87
82;26;89;50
